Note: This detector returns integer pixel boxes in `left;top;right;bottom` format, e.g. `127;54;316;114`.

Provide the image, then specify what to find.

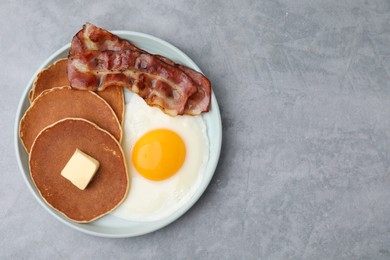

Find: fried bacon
70;23;139;55
68;50;197;116
68;23;211;116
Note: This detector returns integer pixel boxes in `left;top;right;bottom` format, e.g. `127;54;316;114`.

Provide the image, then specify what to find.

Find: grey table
1;0;390;259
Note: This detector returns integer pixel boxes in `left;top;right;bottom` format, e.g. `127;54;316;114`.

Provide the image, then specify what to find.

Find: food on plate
110;94;209;221
29;59;70;102
19;86;121;152
29;118;128;223
19;23;213;225
69;50;197;116
132;129;186;181
67;23;211;116
29;58;125;124
96;86;125;124
61;149;100;190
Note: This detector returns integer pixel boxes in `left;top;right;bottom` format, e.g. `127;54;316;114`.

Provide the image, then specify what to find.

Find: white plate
14;31;222;238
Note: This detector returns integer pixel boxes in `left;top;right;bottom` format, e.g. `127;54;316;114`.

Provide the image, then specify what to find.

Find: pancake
29;118;129;223
20;86;122;153
30;59;70;101
30;58;125;124
96;86;124;125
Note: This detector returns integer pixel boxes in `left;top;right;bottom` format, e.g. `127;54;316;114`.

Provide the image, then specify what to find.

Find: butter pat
61;149;100;190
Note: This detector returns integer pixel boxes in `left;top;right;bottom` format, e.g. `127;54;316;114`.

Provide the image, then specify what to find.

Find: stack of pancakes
19;58;129;223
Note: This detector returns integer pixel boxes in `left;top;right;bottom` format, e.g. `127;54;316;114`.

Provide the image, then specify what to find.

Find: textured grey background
1;0;390;259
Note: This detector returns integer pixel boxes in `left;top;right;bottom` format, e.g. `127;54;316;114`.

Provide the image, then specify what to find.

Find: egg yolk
132;129;186;181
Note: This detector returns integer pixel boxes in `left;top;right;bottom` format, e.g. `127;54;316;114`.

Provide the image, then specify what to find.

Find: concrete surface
1;0;390;259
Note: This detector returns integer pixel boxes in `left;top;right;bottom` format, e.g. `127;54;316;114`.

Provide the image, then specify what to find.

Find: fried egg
111;93;209;221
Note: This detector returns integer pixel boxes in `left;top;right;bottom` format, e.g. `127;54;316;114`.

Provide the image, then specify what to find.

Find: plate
14;30;222;237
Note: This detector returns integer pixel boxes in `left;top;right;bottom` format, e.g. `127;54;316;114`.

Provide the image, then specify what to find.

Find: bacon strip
70;23;139;55
153;54;211;115
68;50;197;116
68;23;211;116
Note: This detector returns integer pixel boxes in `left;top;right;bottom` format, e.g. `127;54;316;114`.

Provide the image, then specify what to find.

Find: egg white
110;93;209;221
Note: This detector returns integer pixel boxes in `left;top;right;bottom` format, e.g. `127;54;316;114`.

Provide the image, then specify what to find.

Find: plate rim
14;30;222;238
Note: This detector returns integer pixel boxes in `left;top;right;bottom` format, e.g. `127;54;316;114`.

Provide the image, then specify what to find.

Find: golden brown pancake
97;86;125;125
29;118;129;223
30;59;70;101
20;86;122;153
30;58;125;124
